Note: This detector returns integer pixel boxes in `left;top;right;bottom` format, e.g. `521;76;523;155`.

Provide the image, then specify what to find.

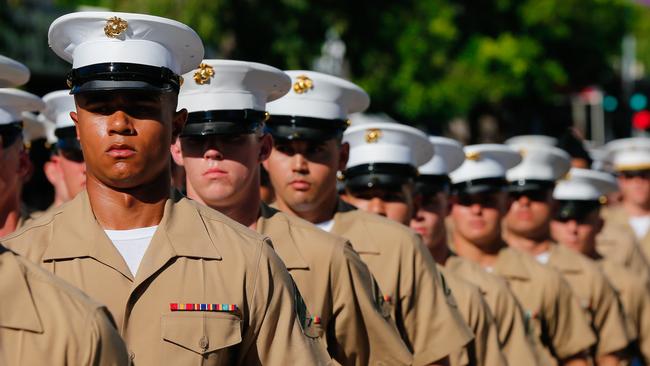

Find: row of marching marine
0;9;648;366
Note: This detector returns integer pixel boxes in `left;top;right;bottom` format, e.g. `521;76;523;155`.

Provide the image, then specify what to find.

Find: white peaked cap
450;144;522;184
0;89;45;126
179;60;290;112
506;143;571;182
48;11;203;75
344;121;433;169
0;55;30;87
605;137;650;172
419;136;465;175
553;168;618;201
266;70;370;120
43;90;76;129
21;112;56;143
505;134;558;147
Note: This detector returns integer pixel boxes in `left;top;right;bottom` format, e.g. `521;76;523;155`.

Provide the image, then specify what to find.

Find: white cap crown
267;70;369;120
0;89;45;125
43;90;76;129
553;168;618;200
450;144;522;184
419;136;465;175
179;60;290;112
344;121;433;169
506;144;571;182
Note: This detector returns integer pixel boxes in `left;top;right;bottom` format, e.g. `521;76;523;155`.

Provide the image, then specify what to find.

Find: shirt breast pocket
161;312;242;365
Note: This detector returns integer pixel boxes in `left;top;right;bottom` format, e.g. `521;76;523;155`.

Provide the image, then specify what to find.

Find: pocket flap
162;313;242;355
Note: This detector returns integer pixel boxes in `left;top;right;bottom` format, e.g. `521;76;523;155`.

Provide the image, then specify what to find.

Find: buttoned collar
42;190;222;283
547;244;582;273
0;247;43;333
331;199;381;254
256;203;309;270
494;246;532;281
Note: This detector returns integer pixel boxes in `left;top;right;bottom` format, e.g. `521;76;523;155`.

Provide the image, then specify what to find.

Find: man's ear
172;108;188;141
43;157;62;186
338;142;349;171
259;133;273;163
170;137;185;166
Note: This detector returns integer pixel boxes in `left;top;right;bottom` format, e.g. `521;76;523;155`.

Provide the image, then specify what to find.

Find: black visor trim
266;114;348;141
180;109;267;136
451;177;508;195
67;63;182;94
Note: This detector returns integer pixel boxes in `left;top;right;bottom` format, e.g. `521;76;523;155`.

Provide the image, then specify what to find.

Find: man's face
450;191;508;248
618;170;650;208
410;191;449;249
550;211;602;255
263;139;347;214
0;137;30;208
171;132;271;208
504;189;554;238
48;150;86;201
342;183;415;225
71;91;185;189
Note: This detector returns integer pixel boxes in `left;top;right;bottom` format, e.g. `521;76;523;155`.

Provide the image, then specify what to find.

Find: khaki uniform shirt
445;254;540;366
492;246;597;365
3;191;329;366
601;205;650;273
0;246;128;365
438;266;506;366
256;204;412;366
544;244;630;357
599;259;650;364
330;200;473;365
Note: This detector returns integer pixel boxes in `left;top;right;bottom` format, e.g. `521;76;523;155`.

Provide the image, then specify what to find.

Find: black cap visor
180;110;267;137
555;200;601;222
266;115;348;141
67;63;182;95
451;177;508;195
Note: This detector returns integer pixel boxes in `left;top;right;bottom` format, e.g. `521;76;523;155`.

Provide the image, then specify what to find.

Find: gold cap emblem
519;148;527;158
466;151;481;161
104;16;128;38
599;195;608;205
193;63;215;85
293;75;314;94
365;128;383;143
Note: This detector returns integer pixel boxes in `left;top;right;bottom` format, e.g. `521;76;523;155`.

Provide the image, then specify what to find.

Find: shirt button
199;336;209;350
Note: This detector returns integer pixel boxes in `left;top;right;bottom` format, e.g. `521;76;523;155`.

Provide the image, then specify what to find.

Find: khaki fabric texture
438;266;506;366
597;213;650;284
493;246;597;365
330;200;473;366
445;254;540;366
256;204;412;366
0;246;129;366
599;259;650;364
544;244;631;357
3;191;330;366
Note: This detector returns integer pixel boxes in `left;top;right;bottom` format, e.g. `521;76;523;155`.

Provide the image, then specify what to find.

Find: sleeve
545;273;597;360
590;272;631;356
328;242;413;365
83;307;130;366
238;239;332;366
491;285;539;366
400;234;474;365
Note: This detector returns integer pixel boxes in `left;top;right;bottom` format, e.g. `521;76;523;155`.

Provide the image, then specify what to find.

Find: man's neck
86;174;169;230
622;200;650;217
452;231;503;268
187;179;262;230
274;191;339;224
503;229;552;256
0;196;21;237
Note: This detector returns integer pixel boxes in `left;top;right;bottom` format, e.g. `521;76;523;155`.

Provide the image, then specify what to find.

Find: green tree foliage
21;0;637;127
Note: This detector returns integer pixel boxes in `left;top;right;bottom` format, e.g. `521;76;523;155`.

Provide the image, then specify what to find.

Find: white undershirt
104;226;158;276
629;216;650;239
535;251;551;265
314;219;334;232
